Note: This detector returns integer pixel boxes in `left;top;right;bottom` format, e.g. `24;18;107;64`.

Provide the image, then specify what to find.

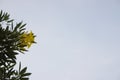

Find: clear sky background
0;0;120;80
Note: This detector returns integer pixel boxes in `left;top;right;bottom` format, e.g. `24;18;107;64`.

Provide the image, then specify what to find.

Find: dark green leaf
20;67;27;75
21;73;31;77
21;78;29;80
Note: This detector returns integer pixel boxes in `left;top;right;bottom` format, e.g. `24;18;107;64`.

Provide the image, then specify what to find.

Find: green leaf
20;23;26;29
19;62;21;73
7;19;14;23
14;22;22;32
21;73;31;77
5;26;9;31
20;67;27;75
21;78;29;80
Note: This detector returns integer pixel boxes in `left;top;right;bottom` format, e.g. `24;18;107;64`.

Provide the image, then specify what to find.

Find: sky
0;0;120;80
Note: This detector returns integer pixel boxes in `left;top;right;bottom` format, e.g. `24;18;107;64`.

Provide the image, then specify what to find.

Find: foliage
0;10;35;80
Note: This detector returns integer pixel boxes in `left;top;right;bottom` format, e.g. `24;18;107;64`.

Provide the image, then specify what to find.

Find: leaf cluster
0;10;31;80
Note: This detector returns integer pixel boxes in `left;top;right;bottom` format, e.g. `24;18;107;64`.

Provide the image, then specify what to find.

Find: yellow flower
20;31;35;50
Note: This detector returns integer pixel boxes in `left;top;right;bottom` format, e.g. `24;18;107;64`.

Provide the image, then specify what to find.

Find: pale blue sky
0;0;120;80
